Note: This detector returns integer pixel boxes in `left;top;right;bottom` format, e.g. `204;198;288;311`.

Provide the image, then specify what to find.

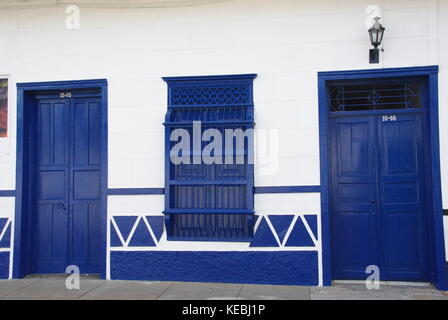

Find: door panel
330;117;379;279
70;99;101;273
377;115;429;280
34;100;70;273
71;203;100;271
338;211;376;265
32;96;101;274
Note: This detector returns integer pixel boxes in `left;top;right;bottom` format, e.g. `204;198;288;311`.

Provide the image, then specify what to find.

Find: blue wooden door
34;99;70;273
32;96;101;274
331;116;379;280
377;114;429;281
331;114;429;281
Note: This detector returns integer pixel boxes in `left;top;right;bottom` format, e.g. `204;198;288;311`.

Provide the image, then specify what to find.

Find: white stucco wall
0;0;447;265
0;0;442;187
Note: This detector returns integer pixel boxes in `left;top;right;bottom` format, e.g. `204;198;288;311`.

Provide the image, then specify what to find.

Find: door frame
14;79;108;279
318;66;447;290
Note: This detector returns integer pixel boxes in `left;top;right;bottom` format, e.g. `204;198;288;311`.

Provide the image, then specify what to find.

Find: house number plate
60;92;72;98
382;115;397;122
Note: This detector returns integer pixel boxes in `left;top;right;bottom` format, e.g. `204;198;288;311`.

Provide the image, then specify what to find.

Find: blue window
163;74;257;241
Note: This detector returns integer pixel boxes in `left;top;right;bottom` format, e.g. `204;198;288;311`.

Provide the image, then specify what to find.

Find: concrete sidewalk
0;278;447;300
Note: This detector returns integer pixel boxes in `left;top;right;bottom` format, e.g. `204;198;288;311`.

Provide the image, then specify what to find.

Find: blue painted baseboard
0;252;9;279
111;251;318;286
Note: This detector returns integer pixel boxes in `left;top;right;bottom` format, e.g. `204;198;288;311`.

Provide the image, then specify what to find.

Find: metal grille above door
328;79;425;112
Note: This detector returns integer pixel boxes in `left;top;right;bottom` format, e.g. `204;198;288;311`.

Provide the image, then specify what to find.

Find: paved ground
0;277;447;300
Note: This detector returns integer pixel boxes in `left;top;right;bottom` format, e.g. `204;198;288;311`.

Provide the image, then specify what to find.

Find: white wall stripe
141;216;159;245
110;217;127;247
106;211;111;280
317;210;323;286
281;215;299;247
124;216;142;247
8;218;13;280
264;215;282;247
253;214;263;232
0;219;11;243
299;214;318;247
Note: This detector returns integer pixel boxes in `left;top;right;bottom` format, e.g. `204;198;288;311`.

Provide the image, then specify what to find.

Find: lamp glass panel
378;28;384;43
369;29;374;44
370;28;381;46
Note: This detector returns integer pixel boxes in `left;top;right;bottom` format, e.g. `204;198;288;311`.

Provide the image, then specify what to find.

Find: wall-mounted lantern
368;17;385;64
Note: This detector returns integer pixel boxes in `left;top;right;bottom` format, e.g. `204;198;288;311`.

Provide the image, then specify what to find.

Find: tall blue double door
31;93;101;274
330;113;430;281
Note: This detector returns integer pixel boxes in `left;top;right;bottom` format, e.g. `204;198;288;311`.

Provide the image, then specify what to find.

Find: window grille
163;74;256;241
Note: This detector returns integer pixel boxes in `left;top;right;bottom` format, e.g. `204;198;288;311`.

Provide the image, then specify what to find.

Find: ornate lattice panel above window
171;86;250;106
328;79;425;112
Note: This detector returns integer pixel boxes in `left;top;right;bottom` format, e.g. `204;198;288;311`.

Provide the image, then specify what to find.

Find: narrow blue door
34;99;70;273
70;98;101;273
377;114;429;281
331;113;429;281
32;95;101;274
330;116;379;279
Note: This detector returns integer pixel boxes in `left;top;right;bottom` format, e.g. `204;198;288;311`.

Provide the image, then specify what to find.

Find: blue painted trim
318;66;438;78
13;86;25;279
99;83;108;280
329;108;424;118
254;186;321;194
14;79;108;279
427;72;447;290
107;186;323;196
108;188;164;195
162;74;257;83
318;65;447;290
16;79;107;89
318;74;332;286
0;190;15;197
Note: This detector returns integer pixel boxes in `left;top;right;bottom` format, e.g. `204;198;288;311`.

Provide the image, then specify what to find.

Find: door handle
57;203;67;210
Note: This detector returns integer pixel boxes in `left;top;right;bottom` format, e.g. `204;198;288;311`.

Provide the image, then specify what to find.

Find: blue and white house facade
0;0;447;290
